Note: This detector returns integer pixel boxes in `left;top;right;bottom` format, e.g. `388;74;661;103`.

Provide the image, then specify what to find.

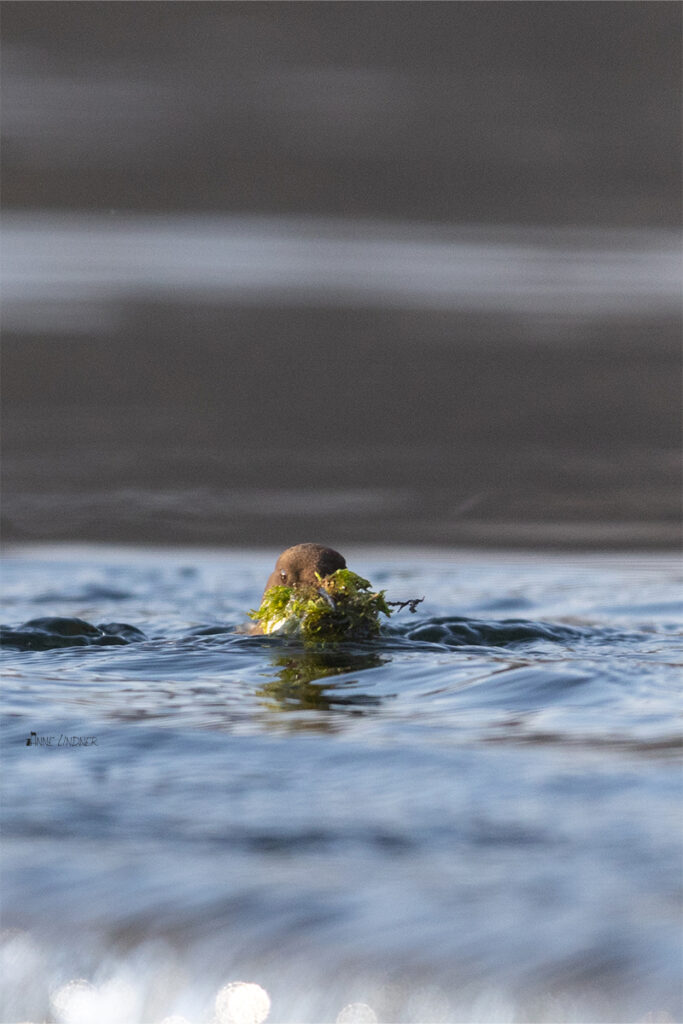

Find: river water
1;544;681;1023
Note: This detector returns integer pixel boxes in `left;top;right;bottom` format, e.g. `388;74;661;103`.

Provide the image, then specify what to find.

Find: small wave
33;584;133;602
398;615;589;647
0;612;641;654
0;616;146;651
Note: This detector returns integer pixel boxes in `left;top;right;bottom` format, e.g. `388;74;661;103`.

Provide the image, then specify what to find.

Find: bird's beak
317;586;336;610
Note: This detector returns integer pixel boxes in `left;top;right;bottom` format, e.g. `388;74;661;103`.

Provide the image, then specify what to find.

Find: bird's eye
280;571;287;582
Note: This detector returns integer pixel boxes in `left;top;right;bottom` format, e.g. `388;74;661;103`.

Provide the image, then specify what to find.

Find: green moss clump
249;568;391;642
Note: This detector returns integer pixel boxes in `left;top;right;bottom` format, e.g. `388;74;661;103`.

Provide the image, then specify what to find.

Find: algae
249;568;392;642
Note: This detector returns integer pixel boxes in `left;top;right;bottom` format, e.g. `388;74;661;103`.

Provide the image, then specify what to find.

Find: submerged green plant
249;568;392;642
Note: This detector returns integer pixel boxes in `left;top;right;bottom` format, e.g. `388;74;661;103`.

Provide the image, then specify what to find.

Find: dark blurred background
2;1;681;547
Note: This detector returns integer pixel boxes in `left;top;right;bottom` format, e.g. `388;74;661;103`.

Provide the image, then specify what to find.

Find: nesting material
249;569;391;642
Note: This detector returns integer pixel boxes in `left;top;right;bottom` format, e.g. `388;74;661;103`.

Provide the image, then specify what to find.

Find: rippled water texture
2;546;682;1023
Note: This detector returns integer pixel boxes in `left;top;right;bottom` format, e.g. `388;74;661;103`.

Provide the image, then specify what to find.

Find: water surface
1;545;681;1023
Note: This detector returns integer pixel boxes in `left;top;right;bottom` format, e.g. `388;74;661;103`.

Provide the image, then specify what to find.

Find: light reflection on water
1;546;682;1022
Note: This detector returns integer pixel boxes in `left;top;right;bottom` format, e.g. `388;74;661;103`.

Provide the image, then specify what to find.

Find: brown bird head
262;543;346;598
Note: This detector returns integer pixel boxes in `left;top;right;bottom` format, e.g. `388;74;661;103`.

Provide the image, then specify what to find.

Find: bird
260;543;346;599
249;543;347;635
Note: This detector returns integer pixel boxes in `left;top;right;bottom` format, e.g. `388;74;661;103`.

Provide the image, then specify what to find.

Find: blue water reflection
2;546;681;1022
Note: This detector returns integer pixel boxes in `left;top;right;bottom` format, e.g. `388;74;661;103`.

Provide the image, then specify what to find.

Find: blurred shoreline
2;3;680;553
4;217;679;550
4;356;679;551
4;222;679;550
4;214;680;334
3;3;680;227
1;522;679;553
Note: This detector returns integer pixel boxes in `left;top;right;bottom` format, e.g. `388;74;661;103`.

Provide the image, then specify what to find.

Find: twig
386;597;425;614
